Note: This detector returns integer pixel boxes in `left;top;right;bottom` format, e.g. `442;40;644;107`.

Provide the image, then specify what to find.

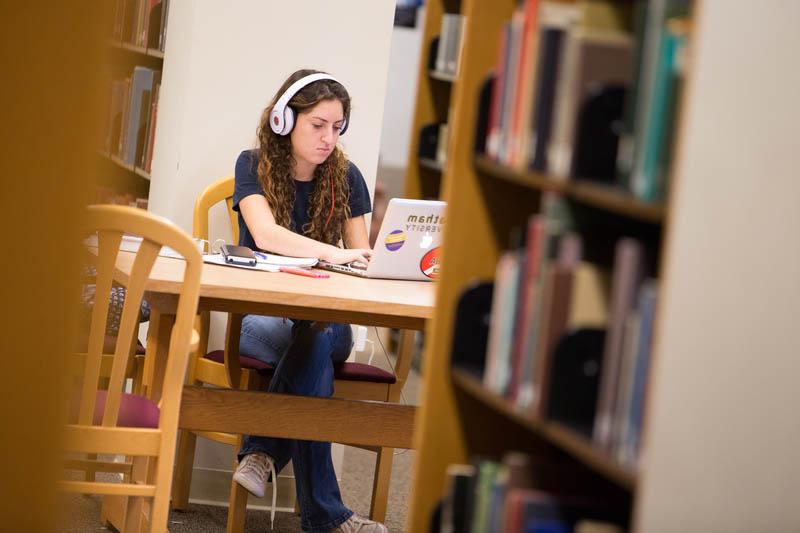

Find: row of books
433;13;465;78
481;195;657;468
482;0;690;203
103;66;161;173
112;0;170;52
437;452;625;533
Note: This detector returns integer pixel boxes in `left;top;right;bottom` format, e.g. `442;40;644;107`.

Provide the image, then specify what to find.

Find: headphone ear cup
281;106;295;136
269;108;282;134
339;117;348;136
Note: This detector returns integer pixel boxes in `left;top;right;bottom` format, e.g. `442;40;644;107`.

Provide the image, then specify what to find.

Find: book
610;308;641;458
508;215;546;402
619;279;658;467
625;0;690;198
441;464;477;533
515;194;574;410
497;10;526;164
593;238;644;449
529;26;567;171
484;250;523;393
445;14;465;75
507;0;541;169
470;460;501;533
486;24;511;159
121;66;156;166
547;29;633;180
632;17;689;201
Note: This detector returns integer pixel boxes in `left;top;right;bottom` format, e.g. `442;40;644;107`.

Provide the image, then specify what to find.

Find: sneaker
330;514;389;533
232;452;272;498
232;452;277;528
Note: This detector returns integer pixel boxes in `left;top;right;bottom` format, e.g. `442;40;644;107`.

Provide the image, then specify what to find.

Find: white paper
253;251;318;268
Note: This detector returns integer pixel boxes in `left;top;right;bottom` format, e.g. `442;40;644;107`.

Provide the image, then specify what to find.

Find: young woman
230;69;387;533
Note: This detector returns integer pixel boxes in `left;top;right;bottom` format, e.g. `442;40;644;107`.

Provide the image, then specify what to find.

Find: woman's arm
343;215;370;249
239;194;371;264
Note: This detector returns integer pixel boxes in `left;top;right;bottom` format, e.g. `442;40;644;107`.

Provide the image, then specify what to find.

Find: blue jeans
238;315;354;533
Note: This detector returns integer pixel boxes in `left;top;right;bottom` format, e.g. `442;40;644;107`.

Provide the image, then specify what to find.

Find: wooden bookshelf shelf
110;40;165;60
474;155;666;223
451;367;637;491
133;166;151;180
99;151;151;181
419;157;444;172
429;69;456;82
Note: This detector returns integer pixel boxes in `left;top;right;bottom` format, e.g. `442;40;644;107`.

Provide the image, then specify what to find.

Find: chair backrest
193;176;237;248
65;205;202;532
77;205;202;428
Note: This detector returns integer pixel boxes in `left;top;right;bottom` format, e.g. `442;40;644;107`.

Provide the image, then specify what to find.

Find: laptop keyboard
316;261;368;277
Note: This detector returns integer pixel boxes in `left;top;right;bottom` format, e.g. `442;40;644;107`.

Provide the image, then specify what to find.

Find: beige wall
635;1;800;530
148;0;395;233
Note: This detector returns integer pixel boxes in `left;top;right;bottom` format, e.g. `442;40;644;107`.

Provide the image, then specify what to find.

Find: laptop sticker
420;247;441;279
385;229;406;251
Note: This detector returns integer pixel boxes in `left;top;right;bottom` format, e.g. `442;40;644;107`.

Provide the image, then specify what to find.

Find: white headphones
269;73;349;136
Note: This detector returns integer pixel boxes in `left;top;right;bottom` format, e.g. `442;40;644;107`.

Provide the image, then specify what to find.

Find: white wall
635;1;800;531
148;0;396;234
379;10;425;170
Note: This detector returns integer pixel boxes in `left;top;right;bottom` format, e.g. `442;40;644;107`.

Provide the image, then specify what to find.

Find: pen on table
279;266;329;278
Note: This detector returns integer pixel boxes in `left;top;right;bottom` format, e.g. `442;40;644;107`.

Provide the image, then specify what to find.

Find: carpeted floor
62;338;421;532
61;445;415;532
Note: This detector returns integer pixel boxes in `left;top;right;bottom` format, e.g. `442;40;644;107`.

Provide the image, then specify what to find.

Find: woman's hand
322;247;373;266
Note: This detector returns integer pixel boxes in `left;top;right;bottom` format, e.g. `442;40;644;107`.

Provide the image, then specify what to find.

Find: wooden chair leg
294;484;301;515
369;447;394;522
171;429;198;510
227;440;248;533
226;475;249;533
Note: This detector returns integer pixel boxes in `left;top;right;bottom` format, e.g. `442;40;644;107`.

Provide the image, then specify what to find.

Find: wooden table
104;253;436;529
116;252;435;443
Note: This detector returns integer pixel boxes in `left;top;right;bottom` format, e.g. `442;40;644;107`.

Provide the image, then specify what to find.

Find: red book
508;215;545;401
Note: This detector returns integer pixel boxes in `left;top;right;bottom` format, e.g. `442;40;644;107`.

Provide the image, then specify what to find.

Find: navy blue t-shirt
232;149;372;250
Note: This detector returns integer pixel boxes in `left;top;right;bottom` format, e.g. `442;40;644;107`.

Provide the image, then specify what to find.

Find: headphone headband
269;73;347;136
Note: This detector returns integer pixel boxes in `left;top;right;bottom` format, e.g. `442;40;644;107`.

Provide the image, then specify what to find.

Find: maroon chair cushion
332;362;396;384
93;390;160;428
204;350;274;371
203;351;396;384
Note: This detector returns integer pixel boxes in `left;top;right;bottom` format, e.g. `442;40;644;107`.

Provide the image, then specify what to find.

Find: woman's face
290;99;345;170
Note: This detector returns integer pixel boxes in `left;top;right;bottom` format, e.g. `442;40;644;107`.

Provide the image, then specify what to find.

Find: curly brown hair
255;69;352;245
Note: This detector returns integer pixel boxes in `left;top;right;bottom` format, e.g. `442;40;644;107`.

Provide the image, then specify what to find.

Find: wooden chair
171;176;417;531
60;205;202;533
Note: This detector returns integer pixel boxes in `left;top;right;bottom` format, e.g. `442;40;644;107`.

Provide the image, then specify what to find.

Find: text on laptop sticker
420;247;441;279
405;213;445;234
384;229;405;251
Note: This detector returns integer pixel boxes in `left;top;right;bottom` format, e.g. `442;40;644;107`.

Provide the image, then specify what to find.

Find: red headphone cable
324;174;334;228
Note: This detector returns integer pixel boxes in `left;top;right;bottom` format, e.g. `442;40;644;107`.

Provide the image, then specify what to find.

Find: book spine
593;238;644;449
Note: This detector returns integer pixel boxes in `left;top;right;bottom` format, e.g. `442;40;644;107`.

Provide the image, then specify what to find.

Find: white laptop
318;198;446;281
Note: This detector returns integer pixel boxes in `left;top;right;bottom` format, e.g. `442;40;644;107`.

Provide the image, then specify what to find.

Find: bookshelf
403;0;463;200
406;0;676;531
408;0;800;531
99;0;169;208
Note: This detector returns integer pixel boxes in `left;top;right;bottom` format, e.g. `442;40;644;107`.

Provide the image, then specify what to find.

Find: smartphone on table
220;244;257;267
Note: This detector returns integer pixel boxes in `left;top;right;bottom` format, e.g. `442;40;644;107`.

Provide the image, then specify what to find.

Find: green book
470;460;501;533
635;18;689;201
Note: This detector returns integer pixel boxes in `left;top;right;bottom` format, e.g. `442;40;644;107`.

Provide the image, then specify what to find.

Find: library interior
1;1;798;532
